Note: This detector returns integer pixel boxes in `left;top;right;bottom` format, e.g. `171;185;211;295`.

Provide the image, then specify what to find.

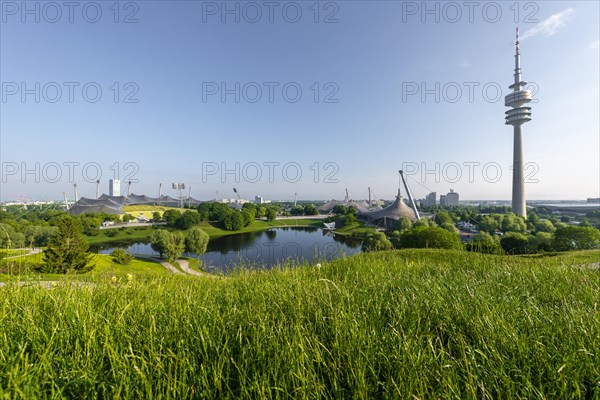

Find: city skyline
1;1;598;202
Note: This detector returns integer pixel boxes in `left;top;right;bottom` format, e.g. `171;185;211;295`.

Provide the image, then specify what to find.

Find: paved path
135;254;183;274
100;222;167;230
177;259;213;277
2;248;42;259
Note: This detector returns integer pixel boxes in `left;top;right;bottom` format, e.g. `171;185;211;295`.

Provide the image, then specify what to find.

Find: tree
534;219;556;233
111;248;133;265
290;206;304;216
466;232;502;254
164;232;185;263
440;222;459;234
151;229;171;259
256;207;267;218
500;232;530;254
222;212;244;231
266;208;277;221
531;232;553;252
42;216;94;274
399;226;463;250
501;213;527;233
303;204;318;216
552;226;600;251
433;211;453;225
413;218;434;228
478;215;499;234
361;232;392;252
122;214;135;223
152;211;162;222
241;209;255;227
163;209;182;227
185;227;209;259
394;216;413;231
175;210;201;229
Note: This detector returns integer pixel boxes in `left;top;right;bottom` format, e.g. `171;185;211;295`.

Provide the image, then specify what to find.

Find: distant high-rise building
440;189;459;207
109;179;121;197
255;195;264;204
424;192;437;207
439;195;447;207
505;28;532;218
446;189;459;206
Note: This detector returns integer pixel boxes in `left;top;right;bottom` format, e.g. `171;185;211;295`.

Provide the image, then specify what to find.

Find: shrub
500;232;530;254
399;226;463;250
552;226;600;251
361;232;392;252
111;249;133;265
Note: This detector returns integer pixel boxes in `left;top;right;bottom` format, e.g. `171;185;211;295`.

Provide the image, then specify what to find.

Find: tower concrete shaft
512;125;526;217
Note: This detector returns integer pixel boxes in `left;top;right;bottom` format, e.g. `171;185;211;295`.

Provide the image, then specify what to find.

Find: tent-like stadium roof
68;197;124;215
68;193;204;215
319;199;371;214
357;190;418;223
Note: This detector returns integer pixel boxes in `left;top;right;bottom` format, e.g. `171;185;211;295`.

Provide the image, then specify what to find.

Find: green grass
122;205;191;219
0;249;29;259
0;253;170;283
0;249;598;398
86;226;155;245
334;222;378;238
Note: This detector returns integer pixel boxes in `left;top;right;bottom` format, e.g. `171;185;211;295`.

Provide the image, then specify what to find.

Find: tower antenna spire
516;26;520;55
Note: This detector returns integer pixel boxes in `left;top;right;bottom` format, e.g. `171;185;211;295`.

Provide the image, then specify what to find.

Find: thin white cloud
590;40;600;49
521;8;574;40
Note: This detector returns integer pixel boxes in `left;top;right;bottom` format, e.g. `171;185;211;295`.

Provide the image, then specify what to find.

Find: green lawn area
0;249;598;398
122;205;193;219
86;226;155;245
333;222;378;238
0;253;169;282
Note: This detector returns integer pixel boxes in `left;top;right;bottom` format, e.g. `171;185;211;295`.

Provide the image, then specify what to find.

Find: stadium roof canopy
67;194;205;215
357;189;418;224
68;196;124;215
318;199;371;214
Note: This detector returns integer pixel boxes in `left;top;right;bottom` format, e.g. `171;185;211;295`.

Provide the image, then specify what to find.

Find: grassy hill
0;249;598;398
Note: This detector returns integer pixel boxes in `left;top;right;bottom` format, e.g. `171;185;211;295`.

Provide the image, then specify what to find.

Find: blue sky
1;1;598;202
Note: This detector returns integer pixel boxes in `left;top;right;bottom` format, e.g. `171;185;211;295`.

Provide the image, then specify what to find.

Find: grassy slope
0;249;598;398
0;253;169;282
122;205;192;219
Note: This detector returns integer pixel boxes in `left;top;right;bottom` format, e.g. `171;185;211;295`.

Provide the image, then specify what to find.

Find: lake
95;227;362;273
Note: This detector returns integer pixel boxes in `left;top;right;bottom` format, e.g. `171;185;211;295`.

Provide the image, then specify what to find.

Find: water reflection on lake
96;227;362;273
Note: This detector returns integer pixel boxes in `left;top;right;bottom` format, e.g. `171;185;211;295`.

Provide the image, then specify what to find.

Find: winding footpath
135;254;183;274
2;248;43;259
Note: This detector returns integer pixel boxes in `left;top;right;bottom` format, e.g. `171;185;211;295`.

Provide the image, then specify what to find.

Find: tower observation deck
505;28;532;218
